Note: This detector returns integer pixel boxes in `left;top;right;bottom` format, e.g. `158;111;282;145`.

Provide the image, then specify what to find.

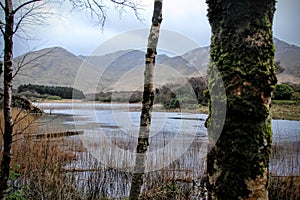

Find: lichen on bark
129;1;163;199
205;0;277;199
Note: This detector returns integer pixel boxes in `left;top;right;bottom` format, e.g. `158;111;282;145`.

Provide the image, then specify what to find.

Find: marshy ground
0;101;299;199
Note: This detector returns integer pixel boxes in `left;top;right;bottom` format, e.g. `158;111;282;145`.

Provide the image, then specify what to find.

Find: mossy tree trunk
205;0;277;199
129;0;163;199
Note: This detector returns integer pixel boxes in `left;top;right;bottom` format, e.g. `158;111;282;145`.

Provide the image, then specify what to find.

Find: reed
1;109;299;199
269;139;300;199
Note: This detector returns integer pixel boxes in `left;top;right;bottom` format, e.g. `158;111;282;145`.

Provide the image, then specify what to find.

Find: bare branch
110;0;144;20
13;108;26;125
13;111;35;128
0;2;4;10
0;117;3;136
13;0;42;15
13;1;53;37
13;4;36;34
13;47;57;78
68;0;144;28
0;22;4;35
69;0;107;27
12;112;40;143
14;73;34;78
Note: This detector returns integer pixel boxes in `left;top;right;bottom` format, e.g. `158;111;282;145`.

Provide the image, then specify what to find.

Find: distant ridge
273;38;300;83
10;38;300;93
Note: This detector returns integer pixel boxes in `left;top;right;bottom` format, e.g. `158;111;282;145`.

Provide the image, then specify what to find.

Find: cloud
12;0;300;56
273;0;300;46
162;0;211;46
13;0;212;56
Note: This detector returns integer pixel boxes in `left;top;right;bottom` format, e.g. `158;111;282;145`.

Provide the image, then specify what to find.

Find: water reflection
34;102;299;176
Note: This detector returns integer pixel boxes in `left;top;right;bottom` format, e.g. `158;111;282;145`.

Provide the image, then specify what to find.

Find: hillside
12;47;210;93
274;38;300;83
13;47;82;86
12;47;106;93
9;38;300;94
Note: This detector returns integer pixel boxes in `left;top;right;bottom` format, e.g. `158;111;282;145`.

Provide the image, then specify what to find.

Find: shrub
46;95;62;100
273;84;294;100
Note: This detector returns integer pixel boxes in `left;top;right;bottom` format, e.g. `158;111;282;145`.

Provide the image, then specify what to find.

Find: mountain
82;48;211;92
10;38;300;94
12;47;107;93
273;38;300;83
13;47;87;86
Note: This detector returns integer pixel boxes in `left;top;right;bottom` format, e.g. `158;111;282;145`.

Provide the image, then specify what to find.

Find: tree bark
206;0;277;199
129;1;162;199
0;0;14;199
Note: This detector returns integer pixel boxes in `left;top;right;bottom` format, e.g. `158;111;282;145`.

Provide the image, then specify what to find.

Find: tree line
17;84;85;99
155;76;208;109
88;76;208;109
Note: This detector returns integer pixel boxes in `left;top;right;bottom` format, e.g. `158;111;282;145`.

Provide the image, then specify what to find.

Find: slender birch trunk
129;1;163;199
0;0;15;199
205;0;277;199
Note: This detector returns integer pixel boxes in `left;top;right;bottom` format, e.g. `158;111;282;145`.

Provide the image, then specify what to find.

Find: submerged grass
0;107;299;199
269;139;300;200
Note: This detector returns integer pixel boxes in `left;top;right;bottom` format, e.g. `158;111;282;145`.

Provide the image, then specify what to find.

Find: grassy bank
154;100;300;121
37;98;300;121
271;100;300;121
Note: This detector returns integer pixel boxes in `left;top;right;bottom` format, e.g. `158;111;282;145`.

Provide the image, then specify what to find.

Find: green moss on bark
206;0;277;199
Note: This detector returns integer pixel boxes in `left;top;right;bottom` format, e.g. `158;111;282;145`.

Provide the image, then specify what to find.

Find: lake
33;102;299;175
33;102;300;142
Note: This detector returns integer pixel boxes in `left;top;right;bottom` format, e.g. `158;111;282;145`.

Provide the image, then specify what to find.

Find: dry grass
0;108;299;199
0;109;207;199
271;101;300;121
269;175;300;200
0;109;80;199
269;139;300;200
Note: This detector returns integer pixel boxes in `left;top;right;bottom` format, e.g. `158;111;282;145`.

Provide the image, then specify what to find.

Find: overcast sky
9;0;300;56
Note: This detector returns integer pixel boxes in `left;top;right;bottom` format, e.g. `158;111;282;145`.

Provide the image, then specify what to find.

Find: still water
33;102;299;175
33;102;299;142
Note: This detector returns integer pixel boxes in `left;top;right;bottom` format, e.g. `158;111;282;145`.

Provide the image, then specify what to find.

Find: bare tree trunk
129;0;162;199
206;0;277;199
0;61;3;76
0;0;14;199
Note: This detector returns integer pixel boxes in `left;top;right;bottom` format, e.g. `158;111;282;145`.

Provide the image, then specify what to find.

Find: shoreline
33;99;300;121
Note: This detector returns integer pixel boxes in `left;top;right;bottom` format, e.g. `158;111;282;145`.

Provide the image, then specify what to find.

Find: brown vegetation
269;140;300;200
271;101;300;121
0;109;299;199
